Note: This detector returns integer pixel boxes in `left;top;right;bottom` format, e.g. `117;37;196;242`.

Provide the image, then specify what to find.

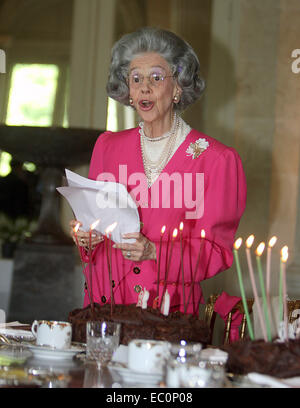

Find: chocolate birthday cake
68;303;211;346
222;338;300;378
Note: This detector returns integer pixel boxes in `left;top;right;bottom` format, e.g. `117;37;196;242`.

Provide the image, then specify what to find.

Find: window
5;63;59;126
0;63;60;176
106;97;118;131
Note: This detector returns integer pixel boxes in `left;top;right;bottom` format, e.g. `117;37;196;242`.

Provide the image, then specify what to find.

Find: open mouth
138;100;154;110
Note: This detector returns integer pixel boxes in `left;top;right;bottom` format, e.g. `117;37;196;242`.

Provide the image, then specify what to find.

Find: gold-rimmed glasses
127;72;174;88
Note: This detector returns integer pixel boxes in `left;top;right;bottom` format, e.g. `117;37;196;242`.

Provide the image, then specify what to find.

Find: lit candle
266;236;277;295
280;246;289;341
89;219;101;312
234;238;254;340
266;236;277;325
255;242;272;341
186;229;205;312
105;222;117;316
179;222;186;314
160;228;178;309
73;222;93;306
245;235;267;342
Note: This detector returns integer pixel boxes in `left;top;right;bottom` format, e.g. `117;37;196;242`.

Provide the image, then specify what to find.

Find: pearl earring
173;94;180;103
129;97;133;105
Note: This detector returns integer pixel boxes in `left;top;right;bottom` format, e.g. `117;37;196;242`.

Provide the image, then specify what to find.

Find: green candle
234;238;254;340
255;242;272;342
279;261;283;322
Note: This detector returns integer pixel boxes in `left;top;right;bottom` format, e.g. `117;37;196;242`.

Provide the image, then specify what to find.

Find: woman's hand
113;232;156;262
69;219;104;250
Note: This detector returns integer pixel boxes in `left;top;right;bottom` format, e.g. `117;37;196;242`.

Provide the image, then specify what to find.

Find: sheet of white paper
57;169;140;244
65;168;106;190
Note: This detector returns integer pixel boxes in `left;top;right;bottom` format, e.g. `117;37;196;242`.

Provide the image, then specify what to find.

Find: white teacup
128;339;171;374
31;320;72;349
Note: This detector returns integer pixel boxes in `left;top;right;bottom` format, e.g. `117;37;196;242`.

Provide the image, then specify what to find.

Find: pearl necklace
140;113;180;187
139;115;177;142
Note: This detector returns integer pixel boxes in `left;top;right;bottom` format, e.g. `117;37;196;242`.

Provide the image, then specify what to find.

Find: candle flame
179;222;184;231
246;234;255;248
280;245;289;262
268;236;277;248
105;221;117;235
201;229;205;238
256;242;265;256
90;219;100;230
234;237;242;250
73;222;80;233
161;225;166;235
172;228;178;239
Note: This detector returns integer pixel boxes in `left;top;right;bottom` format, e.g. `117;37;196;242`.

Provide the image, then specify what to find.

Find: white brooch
186;138;209;159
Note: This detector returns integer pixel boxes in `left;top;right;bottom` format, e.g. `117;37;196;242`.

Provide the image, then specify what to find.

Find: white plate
26;343;85;360
108;362;162;386
0;328;34;341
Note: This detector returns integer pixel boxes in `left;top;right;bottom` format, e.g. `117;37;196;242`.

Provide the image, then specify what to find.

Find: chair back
204;294;254;344
288;300;300;324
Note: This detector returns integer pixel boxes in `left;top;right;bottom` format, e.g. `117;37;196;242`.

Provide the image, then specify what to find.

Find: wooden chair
205;296;300;345
204;294;254;345
287;300;300;324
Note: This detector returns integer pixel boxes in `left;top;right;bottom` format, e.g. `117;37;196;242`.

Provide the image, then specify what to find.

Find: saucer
26;343;85;360
108;345;162;386
108;361;162;386
0;328;34;342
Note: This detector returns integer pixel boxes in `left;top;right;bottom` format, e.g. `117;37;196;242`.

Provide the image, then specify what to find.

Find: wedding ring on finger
126;251;131;258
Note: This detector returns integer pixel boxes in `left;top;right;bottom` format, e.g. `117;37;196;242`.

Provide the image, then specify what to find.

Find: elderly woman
70;27;246;315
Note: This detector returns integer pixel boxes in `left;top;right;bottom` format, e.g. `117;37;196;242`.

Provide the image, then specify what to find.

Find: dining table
0;321;296;390
0;322;120;389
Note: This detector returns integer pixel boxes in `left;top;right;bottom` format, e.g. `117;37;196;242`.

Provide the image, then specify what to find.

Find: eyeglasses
127;73;174;88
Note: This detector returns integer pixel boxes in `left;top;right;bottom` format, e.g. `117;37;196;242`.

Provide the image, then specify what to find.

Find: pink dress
80;127;247;315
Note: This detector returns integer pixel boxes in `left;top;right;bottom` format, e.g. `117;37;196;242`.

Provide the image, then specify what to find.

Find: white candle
136;288;144;308
161;289;170;316
141;288;150;309
256;242;272;341
245;235;268;342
